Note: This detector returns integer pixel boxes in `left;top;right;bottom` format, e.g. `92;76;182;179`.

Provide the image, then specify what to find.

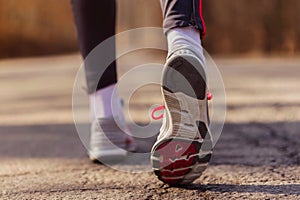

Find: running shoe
89;116;136;163
151;49;213;185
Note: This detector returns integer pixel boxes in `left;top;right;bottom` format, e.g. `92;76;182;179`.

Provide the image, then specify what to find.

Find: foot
151;49;213;185
89;116;136;163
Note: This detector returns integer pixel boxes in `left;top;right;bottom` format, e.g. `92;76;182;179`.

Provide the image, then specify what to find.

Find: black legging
71;0;117;92
71;0;206;94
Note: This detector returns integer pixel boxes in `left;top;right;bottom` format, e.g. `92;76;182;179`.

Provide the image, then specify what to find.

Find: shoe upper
89;116;136;154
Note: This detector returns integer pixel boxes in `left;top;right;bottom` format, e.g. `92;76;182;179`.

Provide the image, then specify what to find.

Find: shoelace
151;92;213;120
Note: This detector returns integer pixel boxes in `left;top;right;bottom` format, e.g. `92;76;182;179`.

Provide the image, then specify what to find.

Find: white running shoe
151;49;213;185
89;116;136;163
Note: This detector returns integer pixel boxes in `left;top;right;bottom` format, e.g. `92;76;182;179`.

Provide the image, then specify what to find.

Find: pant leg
71;0;117;94
160;0;206;38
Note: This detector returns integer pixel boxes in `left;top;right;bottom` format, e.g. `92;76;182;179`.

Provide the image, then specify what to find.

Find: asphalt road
0;52;299;199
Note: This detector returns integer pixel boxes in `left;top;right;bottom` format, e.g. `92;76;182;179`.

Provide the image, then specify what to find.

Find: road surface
0;52;299;199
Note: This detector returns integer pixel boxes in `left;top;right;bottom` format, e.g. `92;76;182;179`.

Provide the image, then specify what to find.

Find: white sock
167;26;206;66
89;84;123;121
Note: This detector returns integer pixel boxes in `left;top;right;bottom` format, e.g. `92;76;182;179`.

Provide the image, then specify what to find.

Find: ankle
167;26;206;66
89;84;123;120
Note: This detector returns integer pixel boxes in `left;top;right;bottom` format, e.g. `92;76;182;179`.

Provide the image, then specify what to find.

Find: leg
71;0;117;94
151;0;211;185
161;0;206;63
71;0;136;162
71;0;118;118
160;0;206;38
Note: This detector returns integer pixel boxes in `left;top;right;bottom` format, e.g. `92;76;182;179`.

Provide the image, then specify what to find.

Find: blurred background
1;1;300;198
0;0;299;58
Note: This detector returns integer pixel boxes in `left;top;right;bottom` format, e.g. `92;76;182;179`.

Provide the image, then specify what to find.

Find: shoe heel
162;53;206;100
151;139;210;185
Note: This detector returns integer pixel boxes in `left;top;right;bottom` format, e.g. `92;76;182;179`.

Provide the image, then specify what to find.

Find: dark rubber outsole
162;53;207;100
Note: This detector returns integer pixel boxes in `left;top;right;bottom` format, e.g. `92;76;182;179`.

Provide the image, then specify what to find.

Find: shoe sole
151;52;212;185
89;148;127;164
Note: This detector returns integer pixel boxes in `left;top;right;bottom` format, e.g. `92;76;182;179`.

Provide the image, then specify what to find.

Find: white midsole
89;148;127;161
154;89;209;145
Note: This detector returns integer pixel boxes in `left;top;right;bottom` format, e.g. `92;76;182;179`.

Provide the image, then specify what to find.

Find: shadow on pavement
0;121;299;166
0;123;157;159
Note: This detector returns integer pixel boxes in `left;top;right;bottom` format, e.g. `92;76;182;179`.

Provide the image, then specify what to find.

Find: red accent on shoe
156;141;197;184
160;168;191;177
207;92;213;100
125;137;133;145
151;105;165;120
157;141;197;169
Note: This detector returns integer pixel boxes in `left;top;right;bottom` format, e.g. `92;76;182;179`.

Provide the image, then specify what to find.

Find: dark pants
71;0;206;94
